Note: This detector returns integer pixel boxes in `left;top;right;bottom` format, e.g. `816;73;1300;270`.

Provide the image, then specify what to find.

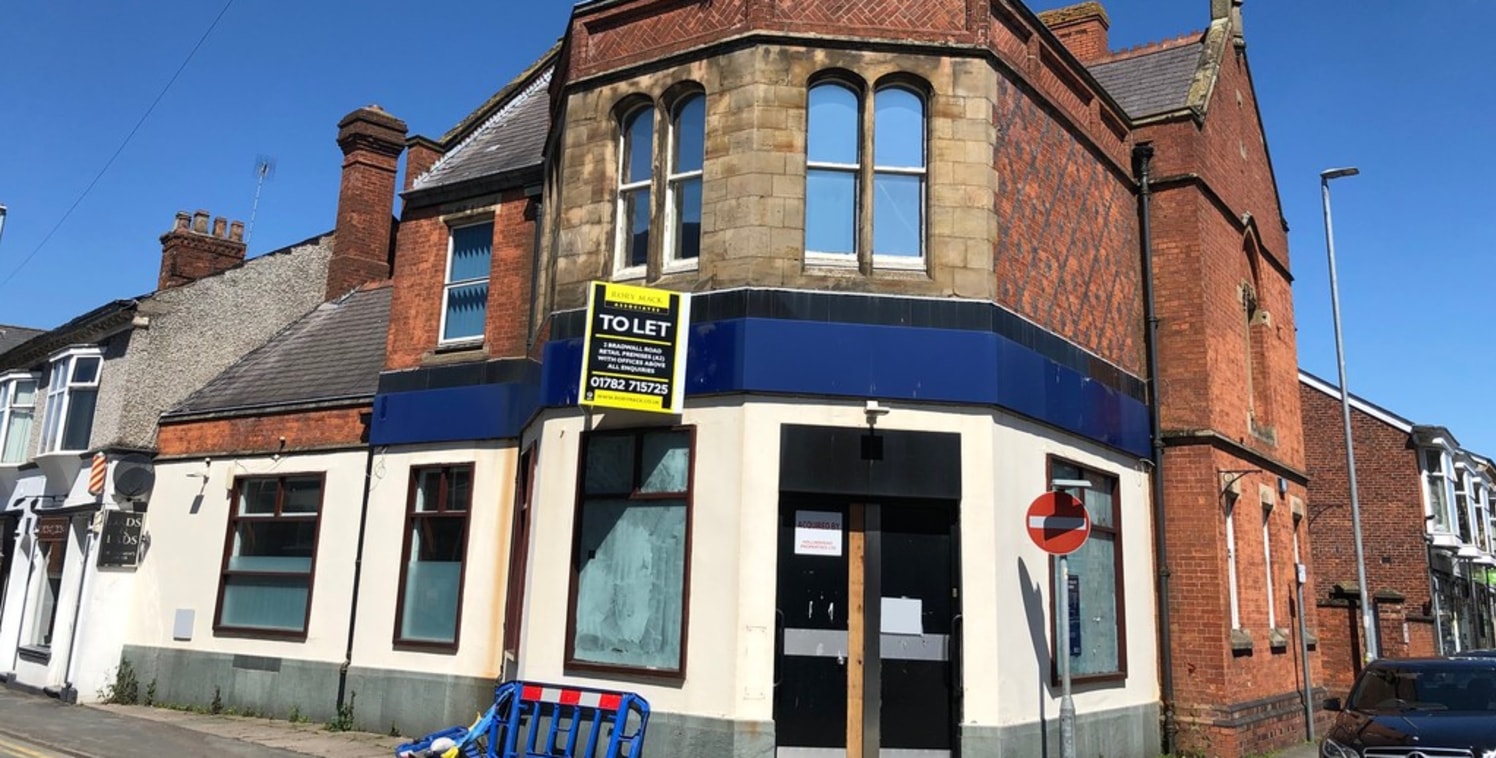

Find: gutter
1134;143;1177;755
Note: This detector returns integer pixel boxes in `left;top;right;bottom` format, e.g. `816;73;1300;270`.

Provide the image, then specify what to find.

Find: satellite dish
112;453;156;500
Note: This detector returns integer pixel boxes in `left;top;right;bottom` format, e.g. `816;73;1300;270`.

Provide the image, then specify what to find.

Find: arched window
806;82;860;256
666;93;705;266
872;86;925;260
616;105;654;274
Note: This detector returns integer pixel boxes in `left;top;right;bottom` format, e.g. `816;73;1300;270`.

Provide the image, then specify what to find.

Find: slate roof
0;325;43;356
413;65;554;192
166;285;391;418
1088;42;1202;119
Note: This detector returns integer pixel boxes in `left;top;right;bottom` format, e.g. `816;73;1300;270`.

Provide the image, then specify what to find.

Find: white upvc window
439;220;494;345
0;372;39;463
1226;500;1241;630
663;93;704;271
39;348;102;454
1422;448;1457;535
1262;500;1277;630
615;104;654;279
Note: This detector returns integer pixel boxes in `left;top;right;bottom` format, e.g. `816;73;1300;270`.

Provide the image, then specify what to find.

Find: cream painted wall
349;442;516;677
126;450;369;663
516;397;1160;729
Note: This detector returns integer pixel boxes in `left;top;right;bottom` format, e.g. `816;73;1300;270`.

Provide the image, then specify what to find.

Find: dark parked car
1322;657;1496;757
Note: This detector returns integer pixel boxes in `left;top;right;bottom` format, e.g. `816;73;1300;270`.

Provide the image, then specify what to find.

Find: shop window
215;475;324;638
616;104;654;277
567;428;692;676
0;373;38;463
1050;458;1124;681
395;465;472;648
502;447;537;679
29;517;70;647
665;93;704;268
39;348;102;453
441;221;493;344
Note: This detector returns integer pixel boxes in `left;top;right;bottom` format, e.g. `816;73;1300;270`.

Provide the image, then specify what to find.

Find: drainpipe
59;514;98;702
1427;538;1445;655
336;439;379;716
524;194;544;355
1134;143;1177;754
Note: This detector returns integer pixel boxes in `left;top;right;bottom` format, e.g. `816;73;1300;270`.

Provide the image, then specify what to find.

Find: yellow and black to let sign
578;281;691;414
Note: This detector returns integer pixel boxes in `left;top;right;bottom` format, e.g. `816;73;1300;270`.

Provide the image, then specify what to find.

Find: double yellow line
0;735;55;758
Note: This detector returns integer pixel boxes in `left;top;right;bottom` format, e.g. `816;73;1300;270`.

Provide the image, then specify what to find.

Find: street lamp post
1321;166;1378;662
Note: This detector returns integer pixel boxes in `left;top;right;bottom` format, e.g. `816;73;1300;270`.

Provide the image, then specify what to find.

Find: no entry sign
1026;491;1091;556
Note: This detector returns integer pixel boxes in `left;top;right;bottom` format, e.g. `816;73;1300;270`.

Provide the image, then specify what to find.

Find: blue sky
2;2;1494;451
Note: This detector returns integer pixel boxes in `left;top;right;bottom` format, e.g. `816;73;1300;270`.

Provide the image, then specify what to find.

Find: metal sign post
1025;487;1092;758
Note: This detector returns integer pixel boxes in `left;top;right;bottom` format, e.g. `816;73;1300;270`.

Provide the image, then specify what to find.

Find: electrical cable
0;0;235;291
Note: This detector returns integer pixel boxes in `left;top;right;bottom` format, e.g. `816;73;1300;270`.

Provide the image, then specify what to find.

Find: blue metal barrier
396;680;650;758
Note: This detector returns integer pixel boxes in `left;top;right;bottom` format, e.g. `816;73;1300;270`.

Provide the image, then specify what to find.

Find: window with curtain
568;428;692;675
872;85;925;260
617;105;654;275
215;475;324;637
395;465;472;647
666;94;705;266
806;82;860;256
1050;459;1124;681
0;374;38;463
442;221;493;343
39;349;101;454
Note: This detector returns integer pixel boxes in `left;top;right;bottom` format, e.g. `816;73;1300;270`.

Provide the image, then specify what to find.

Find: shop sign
37;516;70;543
578;281;690;414
97;510;145;568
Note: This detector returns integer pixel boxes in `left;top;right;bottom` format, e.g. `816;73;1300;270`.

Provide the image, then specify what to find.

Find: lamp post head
1321;167;1360;181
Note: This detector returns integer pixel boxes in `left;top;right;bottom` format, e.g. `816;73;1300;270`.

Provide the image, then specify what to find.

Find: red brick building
1301;371;1496;700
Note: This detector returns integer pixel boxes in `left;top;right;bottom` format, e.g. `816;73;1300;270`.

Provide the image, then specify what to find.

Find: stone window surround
804;70;931;273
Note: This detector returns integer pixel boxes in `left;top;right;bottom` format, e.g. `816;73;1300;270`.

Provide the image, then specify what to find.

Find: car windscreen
1348;665;1496;712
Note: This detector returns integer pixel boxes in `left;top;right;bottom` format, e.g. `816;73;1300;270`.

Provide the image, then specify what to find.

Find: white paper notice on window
881;597;923;635
794;510;843;556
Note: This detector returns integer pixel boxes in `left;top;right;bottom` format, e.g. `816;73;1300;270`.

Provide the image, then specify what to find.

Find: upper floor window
616;105;654;277
441;221;493;344
806;78;927;266
40;348;101;454
1456;469;1473;543
665;93;704;268
0;373;38;463
1424;448;1455;533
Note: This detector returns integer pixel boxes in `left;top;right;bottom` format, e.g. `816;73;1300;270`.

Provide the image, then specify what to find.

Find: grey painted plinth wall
963;702;1161;758
121;646;1158;756
120;646;490;736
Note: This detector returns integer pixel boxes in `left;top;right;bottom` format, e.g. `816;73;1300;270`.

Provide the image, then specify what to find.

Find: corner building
365;0;1314;755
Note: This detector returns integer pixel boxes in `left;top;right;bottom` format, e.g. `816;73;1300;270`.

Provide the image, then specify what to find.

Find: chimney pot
229;220;244;242
192;210;210;234
175;211;191;231
212;217;227;238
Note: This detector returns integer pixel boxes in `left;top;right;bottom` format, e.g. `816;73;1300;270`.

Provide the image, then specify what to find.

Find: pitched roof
413;64;555;193
165;285;391;418
1088;42;1202;119
0;325;43;356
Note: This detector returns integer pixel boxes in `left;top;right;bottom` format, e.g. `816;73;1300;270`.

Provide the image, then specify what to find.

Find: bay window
0;373;38;463
1424;448;1455;534
39;348;101;454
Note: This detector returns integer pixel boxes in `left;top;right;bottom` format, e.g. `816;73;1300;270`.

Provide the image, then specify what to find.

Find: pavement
0;686;403;758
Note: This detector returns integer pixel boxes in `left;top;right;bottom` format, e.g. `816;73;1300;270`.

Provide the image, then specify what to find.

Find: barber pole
88;452;107;497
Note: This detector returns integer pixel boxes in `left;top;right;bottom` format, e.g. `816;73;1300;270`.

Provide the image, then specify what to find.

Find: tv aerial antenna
247;154;276;246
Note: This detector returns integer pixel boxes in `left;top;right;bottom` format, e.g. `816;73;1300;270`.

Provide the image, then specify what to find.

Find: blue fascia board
371;381;539;446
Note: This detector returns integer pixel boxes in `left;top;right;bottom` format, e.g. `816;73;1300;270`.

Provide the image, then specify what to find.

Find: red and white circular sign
1025;491;1091;556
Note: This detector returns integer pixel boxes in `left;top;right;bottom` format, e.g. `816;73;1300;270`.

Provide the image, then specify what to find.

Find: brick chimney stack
330;104;407;301
1037;2;1111;64
157;209;247;290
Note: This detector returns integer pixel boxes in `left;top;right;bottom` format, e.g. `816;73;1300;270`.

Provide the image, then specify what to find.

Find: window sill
871;256;927;273
1229;628;1254;653
612;267;647;282
393;639;460;655
661;259;699;275
564;659;685;686
213;625;309;643
16;646;50;664
423;344;488;367
1268;627;1289;651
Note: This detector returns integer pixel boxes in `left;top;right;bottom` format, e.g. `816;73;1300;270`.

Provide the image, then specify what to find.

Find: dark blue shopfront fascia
371;296;1151;458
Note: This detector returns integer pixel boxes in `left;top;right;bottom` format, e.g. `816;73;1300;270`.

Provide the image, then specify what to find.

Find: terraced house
115;1;1323;756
